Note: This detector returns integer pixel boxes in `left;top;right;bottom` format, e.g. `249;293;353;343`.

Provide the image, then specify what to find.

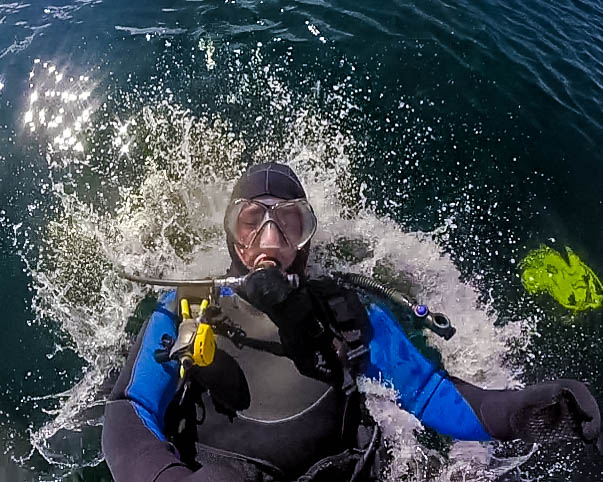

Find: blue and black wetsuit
103;162;600;480
102;283;517;482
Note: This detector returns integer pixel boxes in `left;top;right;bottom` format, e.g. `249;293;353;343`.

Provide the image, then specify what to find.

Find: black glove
455;377;602;450
506;379;602;448
243;266;295;309
265;286;340;384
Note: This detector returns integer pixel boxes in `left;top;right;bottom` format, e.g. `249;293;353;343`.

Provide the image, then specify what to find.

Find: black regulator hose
333;272;456;340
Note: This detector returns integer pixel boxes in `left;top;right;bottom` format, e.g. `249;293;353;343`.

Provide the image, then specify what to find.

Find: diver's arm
102;291;244;482
365;304;602;447
102;290;190;481
365;303;491;440
103;399;242;482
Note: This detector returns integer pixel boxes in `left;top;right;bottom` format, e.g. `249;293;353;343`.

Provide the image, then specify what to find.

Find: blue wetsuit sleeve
102;291;192;481
363;303;491;441
103;291;247;482
116;291;181;439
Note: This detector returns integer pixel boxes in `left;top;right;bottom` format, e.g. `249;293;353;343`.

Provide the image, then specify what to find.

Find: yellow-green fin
520;245;603;312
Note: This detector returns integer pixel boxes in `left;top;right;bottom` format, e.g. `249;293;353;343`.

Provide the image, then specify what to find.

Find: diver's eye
276;205;302;236
238;204;264;226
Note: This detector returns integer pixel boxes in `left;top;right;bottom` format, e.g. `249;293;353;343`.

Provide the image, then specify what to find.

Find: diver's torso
183;294;349;476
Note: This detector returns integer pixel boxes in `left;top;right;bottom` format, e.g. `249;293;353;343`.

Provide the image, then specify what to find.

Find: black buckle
328;296;354;323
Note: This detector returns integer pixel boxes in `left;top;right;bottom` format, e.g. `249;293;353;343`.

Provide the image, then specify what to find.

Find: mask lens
274;200;316;248
226;199;316;249
229;201;265;247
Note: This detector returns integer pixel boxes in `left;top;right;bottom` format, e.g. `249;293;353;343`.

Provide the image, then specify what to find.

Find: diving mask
225;198;317;250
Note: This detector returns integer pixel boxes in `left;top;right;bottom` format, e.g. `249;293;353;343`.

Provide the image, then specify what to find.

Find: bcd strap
326;292;371;358
307;278;372;396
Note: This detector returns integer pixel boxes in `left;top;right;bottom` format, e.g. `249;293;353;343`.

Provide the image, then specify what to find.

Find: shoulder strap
306;277;372;396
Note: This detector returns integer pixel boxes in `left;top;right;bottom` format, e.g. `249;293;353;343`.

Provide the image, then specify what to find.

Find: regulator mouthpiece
244;265;298;308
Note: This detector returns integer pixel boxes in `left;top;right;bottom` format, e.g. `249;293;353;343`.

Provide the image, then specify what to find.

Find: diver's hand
555;380;601;447
478;379;602;450
243;266;295;309
267;287;338;383
529;379;602;451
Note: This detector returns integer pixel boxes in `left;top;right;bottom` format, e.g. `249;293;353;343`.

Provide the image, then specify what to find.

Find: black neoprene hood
225;162;311;276
229;162;307;202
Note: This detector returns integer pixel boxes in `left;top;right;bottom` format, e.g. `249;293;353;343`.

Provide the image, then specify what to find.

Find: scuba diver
102;162;603;481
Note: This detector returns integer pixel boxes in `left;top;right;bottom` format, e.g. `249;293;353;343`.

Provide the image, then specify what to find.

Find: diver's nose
258;222;287;248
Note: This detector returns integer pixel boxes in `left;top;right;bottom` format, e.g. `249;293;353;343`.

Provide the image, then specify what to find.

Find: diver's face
234;196;299;271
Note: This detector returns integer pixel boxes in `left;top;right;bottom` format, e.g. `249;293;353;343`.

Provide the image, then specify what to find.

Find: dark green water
0;1;602;480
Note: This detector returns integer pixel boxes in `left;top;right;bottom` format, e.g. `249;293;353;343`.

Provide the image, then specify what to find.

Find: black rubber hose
334;272;415;310
333;272;456;340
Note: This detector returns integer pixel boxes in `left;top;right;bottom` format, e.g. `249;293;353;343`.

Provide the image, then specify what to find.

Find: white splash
198;39;217;70
15;50;529;481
